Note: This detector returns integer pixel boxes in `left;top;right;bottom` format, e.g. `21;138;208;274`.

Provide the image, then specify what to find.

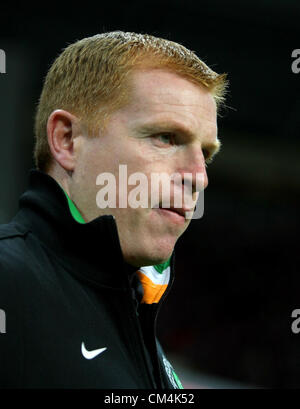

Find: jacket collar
13;169;175;293
13;169;139;289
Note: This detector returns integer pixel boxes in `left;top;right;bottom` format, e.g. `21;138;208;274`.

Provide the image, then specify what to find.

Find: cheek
82;145;119;180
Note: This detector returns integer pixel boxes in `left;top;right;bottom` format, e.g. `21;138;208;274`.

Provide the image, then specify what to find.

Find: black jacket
0;170;181;389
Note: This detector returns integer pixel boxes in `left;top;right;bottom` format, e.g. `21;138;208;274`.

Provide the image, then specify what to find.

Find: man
0;31;228;388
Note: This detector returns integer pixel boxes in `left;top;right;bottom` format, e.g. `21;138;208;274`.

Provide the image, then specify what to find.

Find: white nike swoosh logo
81;342;107;360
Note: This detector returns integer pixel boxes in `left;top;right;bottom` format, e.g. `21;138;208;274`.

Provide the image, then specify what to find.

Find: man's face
70;69;219;267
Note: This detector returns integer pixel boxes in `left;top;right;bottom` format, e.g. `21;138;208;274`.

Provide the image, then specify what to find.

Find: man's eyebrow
136;121;220;158
137;121;194;137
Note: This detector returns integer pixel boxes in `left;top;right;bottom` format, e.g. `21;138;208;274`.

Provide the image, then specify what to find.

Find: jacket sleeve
0;255;23;387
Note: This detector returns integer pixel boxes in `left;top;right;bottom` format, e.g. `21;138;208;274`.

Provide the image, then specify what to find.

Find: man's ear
47;109;80;172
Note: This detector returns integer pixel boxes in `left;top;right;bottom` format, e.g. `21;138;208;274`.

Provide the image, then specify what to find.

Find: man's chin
124;244;174;268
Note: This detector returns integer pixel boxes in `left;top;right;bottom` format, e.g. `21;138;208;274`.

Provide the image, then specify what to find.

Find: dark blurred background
1;0;299;388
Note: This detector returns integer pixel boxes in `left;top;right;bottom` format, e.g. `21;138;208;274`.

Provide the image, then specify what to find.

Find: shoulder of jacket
0;222;30;272
0;222;29;241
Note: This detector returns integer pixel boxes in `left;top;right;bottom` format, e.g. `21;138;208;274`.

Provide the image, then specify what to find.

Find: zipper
126;286;157;389
150;252;176;388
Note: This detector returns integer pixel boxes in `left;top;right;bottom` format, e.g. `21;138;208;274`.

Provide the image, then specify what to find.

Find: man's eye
153;134;174;145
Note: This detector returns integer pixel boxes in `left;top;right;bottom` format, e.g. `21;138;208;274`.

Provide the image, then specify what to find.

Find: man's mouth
153;203;193;223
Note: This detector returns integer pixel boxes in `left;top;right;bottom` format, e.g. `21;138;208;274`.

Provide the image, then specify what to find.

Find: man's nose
178;148;208;194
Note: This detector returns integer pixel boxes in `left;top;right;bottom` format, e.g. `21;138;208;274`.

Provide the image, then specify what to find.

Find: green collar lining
62;189;86;224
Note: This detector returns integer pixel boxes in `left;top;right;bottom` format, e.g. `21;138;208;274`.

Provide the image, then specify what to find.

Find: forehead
127;69;216;120
120;68;217;134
